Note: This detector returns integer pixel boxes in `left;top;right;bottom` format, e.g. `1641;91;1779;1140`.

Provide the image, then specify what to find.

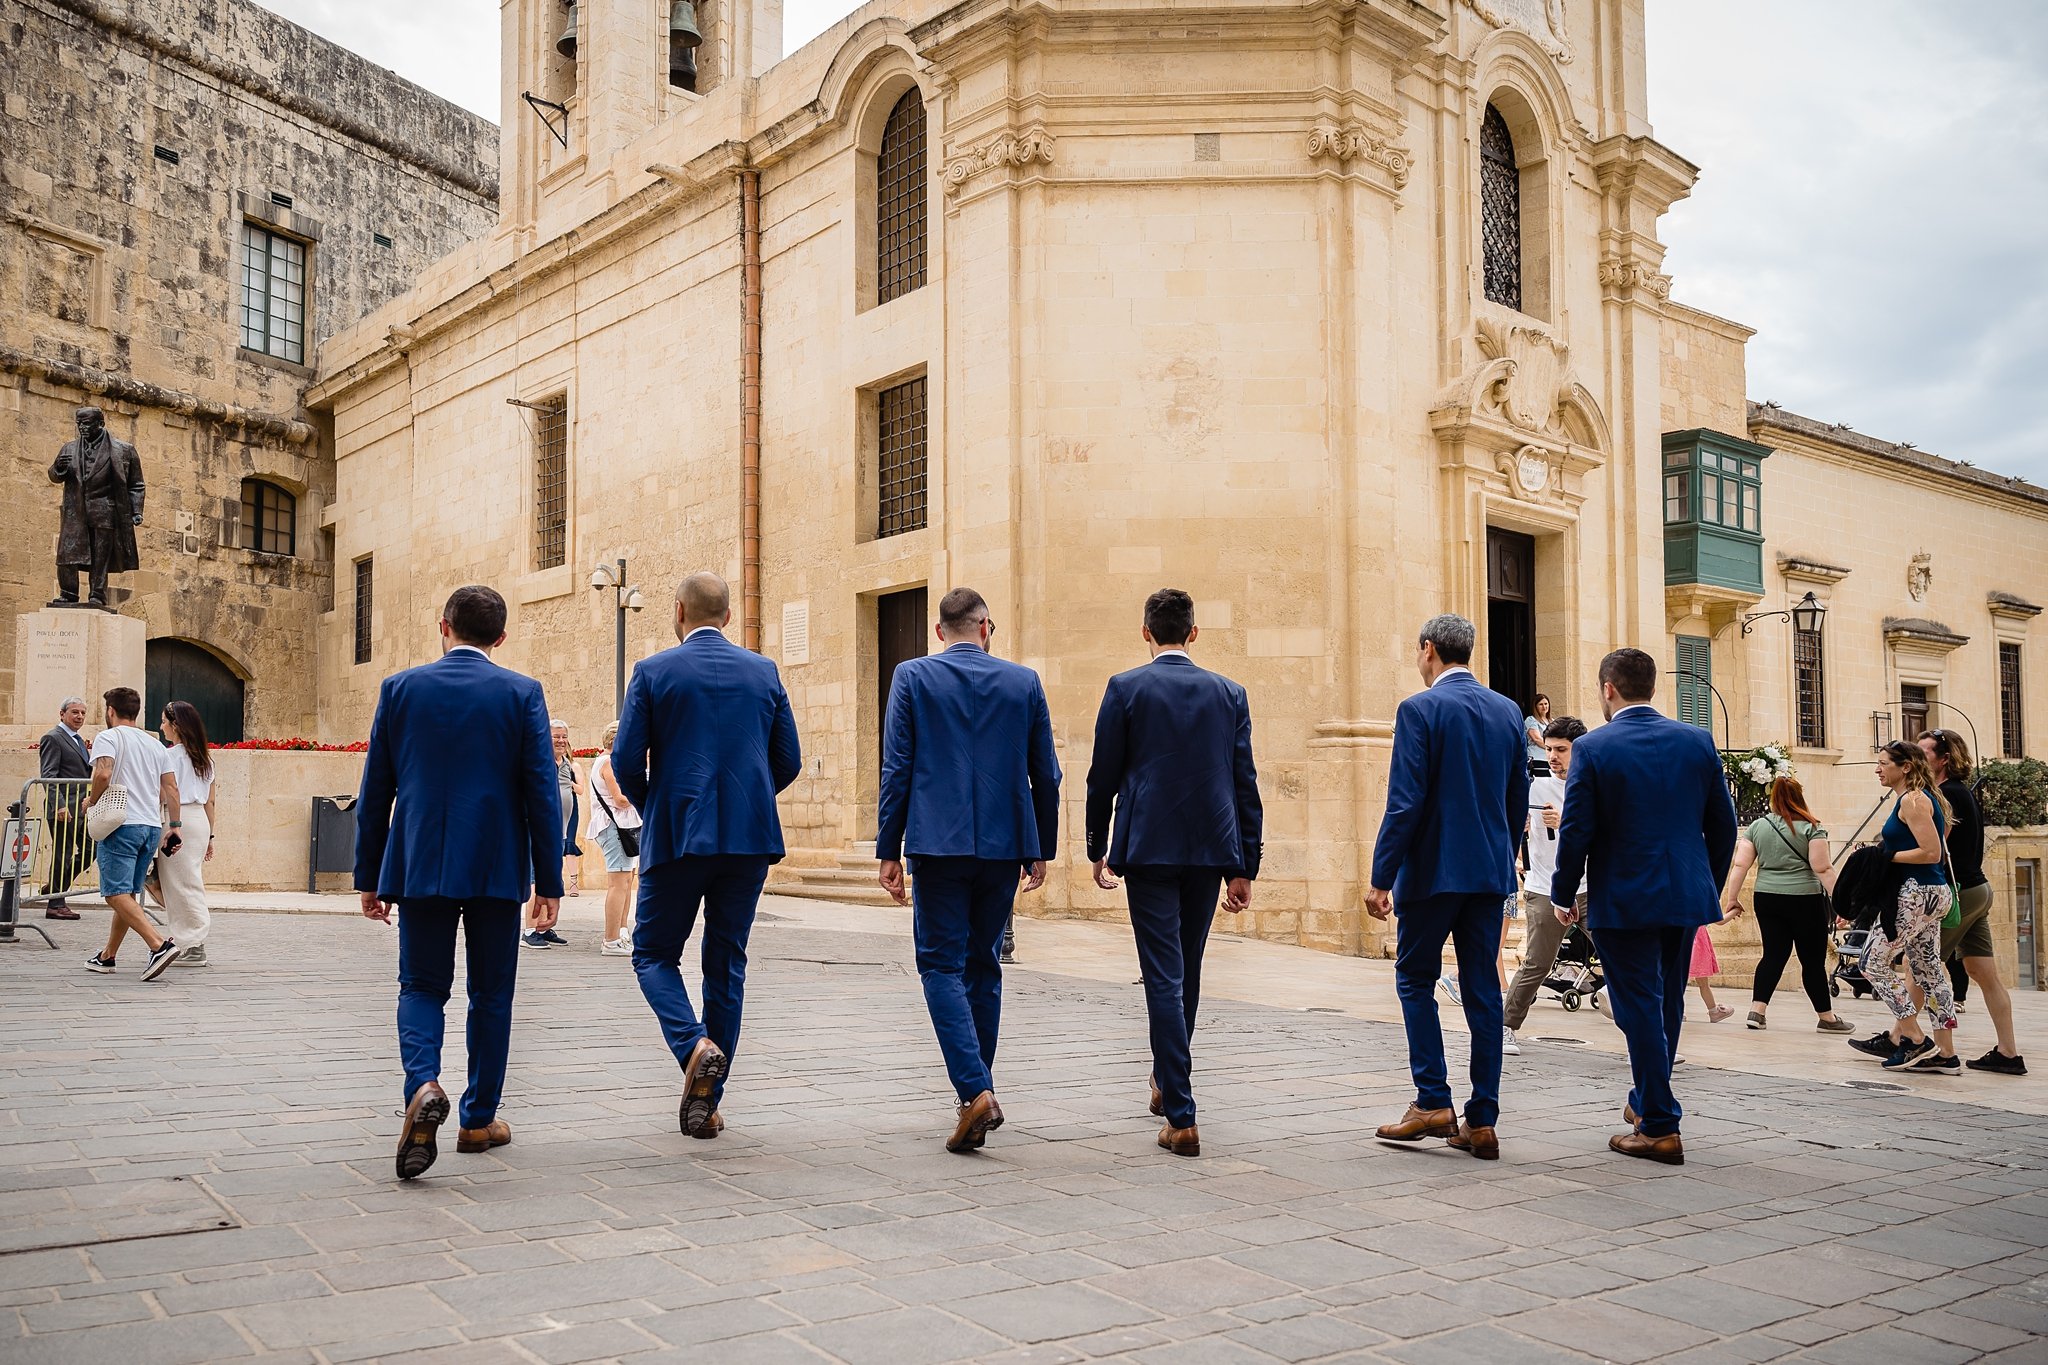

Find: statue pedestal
14;608;146;731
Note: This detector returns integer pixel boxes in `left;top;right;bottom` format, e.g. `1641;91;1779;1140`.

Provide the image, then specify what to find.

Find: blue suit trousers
911;856;1019;1103
395;898;521;1129
1124;868;1223;1128
1393;892;1505;1128
634;854;772;1106
1594;925;1691;1138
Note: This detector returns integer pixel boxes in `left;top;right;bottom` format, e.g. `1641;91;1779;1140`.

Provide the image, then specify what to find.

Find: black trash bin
309;796;358;893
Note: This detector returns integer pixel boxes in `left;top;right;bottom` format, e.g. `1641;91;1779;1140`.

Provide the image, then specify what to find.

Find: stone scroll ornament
942;127;1055;196
1305;124;1412;189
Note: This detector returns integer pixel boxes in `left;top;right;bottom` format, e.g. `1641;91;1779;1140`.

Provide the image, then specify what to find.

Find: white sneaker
600;938;632;957
1438;973;1462;1006
174;944;209;967
1502;1027;1520;1056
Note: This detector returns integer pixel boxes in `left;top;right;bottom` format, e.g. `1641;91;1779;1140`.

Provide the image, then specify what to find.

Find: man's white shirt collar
446;644;487;658
685;625;724;641
1153;649;1190;662
1429;665;1474;688
1613;703;1656;718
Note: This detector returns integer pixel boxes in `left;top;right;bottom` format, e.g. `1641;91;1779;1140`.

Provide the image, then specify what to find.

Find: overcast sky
258;0;2048;483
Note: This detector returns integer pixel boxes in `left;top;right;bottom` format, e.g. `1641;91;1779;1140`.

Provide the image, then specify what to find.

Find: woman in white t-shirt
586;722;643;957
155;701;218;965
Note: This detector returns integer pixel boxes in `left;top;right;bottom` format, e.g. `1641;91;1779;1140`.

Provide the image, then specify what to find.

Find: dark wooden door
1901;684;1931;742
1485;527;1536;718
876;587;928;769
145;639;246;744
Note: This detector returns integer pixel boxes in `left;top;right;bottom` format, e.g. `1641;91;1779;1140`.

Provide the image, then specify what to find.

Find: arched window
239;478;296;556
1480;103;1522;312
875;89;927;305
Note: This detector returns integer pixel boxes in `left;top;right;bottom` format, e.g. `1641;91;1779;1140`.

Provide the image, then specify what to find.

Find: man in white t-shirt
82;686;185;981
1502;715;1590;1051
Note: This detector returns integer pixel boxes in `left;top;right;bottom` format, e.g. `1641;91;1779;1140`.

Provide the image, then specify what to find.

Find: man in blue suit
613;572;802;1139
1551;647;1736;1166
356;586;563;1181
1366;614;1528;1160
878;587;1061;1152
1086;588;1261;1158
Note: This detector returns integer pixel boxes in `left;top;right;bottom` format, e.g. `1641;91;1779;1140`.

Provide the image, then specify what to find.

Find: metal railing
13;778;100;907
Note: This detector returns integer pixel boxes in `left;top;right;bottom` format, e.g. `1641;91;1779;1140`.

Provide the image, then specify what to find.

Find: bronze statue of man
48;405;145;609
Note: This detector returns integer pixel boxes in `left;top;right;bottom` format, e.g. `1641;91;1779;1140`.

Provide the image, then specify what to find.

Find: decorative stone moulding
941;126;1054;197
1907;551;1933;603
1305;123;1411;189
1883;617;1968;653
1596;257;1672;301
1987;591;2043;621
1464;0;1573;64
1778;554;1851;585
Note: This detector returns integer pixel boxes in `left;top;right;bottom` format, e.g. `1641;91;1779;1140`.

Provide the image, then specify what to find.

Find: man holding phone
1501;715;1589;1054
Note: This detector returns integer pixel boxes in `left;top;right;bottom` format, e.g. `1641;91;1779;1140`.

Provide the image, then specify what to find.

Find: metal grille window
353;557;374;665
876;376;928;538
1794;627;1826;749
239;479;296;556
1675;634;1713;732
2002;642;2025;757
533;399;569;570
240;221;307;363
1480;104;1522;313
876;90;928;305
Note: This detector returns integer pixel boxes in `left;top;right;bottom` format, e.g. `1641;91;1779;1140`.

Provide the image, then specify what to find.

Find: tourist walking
155;701;216;967
37;696;93;920
1860;740;1959;1075
82;687;186;981
1523;694;1553;776
1501;716;1589;1055
1919;729;2025;1074
525;721;582;946
878;587;1061;1153
355;585;563;1180
587;722;642;957
1366;614;1528;1162
1551;648;1736;1166
1720;775;1852;1032
1085;588;1262;1157
613;573;802;1140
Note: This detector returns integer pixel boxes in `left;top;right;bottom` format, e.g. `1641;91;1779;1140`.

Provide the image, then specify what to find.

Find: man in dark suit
37;696;94;919
613;572;802;1139
1366;614;1528;1160
356;585;563;1181
1086;588;1261;1157
1551;647;1736;1166
878;587;1061;1152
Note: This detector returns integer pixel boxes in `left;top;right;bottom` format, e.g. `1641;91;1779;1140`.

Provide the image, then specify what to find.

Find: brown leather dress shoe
1149;1076;1164;1118
1446;1122;1499;1160
1609;1130;1684;1165
678;1037;729;1136
690;1111;724;1140
45;905;80;921
456;1119;512;1153
1376;1104;1459;1142
397;1081;449;1181
1622;1101;1640;1126
1158;1122;1200;1156
946;1091;1004;1152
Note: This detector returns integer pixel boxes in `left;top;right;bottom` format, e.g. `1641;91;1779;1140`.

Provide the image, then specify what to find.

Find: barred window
534;399;569;571
877;376;928;538
1794;627;1826;749
1480;103;1522;313
353;557;374;665
240;222;307;363
239;479;296;556
876;90;928;306
2002;642;2025;758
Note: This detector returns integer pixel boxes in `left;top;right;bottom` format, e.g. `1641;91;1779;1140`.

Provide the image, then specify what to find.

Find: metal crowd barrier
15;778;100;908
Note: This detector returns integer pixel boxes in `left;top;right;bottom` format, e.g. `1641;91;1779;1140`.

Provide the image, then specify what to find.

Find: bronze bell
668;0;701;90
556;1;578;60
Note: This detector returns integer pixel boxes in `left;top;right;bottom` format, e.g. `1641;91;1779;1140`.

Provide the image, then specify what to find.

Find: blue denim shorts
97;822;162;898
591;824;638;875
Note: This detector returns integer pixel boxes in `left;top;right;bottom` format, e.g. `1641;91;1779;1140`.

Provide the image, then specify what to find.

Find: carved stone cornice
1884;617;1969;654
1596;258;1672;302
1988;592;2043;622
0;345;316;446
1306;123;1412;190
1778;554;1851;586
941;126;1055;198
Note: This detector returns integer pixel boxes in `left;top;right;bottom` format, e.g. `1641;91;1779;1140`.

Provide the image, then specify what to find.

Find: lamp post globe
1791;591;1824;636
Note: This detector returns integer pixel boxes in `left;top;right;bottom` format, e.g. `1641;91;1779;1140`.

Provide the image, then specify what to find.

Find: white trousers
158;802;211;946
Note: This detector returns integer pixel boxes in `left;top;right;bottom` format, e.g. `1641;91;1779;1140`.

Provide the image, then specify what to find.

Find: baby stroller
1832;926;1875;1000
1542;924;1606;1012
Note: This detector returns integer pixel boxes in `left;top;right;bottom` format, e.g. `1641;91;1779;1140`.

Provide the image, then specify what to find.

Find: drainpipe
738;163;763;652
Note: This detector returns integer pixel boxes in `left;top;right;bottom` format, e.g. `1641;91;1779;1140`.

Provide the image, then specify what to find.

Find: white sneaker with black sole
140;939;184;982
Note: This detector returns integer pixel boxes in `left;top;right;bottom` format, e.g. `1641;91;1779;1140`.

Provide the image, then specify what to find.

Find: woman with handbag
1720;775;1854;1033
1864;740;1960;1074
155;701;218;967
1920;729;2026;1074
587;721;642;957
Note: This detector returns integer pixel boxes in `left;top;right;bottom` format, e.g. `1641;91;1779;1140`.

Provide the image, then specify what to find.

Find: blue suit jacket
877;642;1061;865
354;648;564;903
1085;654;1263;878
612;629;802;866
1370;670;1529;903
1549;706;1737;930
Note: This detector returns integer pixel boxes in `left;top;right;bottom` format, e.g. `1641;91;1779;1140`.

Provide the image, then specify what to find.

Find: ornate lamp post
1740;590;1826;638
589;559;644;715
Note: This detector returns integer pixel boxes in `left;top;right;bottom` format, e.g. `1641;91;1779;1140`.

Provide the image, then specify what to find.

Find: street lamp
590;558;645;714
1740;590;1826;638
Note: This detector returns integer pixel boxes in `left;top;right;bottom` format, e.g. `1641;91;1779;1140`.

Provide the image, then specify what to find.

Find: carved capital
1306;123;1411;188
1596;258;1672;301
942;126;1055;197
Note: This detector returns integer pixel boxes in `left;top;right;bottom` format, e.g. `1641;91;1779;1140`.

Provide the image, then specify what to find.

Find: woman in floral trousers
1861;741;1959;1076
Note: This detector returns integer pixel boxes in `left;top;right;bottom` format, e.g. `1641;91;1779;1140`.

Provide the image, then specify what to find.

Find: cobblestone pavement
2;906;2045;1364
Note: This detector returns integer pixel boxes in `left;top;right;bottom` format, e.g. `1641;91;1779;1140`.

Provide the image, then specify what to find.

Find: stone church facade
307;0;2048;969
0;0;497;740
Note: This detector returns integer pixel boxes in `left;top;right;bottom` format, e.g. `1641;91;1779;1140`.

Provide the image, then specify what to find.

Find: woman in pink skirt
1690;924;1734;1022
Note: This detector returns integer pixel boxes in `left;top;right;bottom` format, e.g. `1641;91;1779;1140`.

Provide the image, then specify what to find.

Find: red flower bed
213;738;369;752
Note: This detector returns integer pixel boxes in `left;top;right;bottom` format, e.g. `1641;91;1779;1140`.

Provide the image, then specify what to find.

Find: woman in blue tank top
1862;740;1958;1074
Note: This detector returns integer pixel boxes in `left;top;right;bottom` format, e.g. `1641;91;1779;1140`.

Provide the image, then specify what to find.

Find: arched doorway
146;640;246;744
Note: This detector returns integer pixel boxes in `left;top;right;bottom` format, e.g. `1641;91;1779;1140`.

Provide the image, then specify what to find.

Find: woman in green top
1720;775;1853;1033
